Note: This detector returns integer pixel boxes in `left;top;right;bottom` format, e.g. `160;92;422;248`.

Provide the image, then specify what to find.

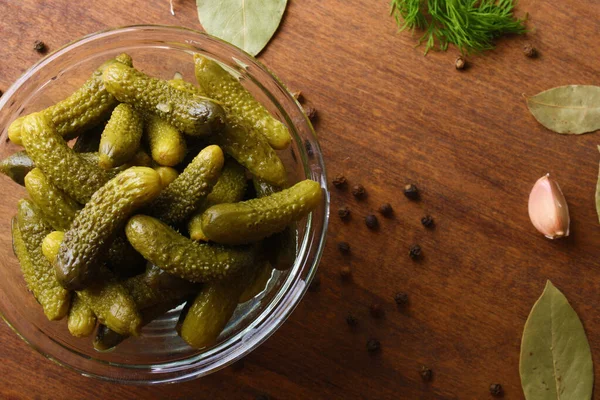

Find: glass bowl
0;25;329;384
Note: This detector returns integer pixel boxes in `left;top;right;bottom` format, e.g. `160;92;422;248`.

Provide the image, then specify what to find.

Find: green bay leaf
520;281;593;400
526;85;600;134
196;0;287;56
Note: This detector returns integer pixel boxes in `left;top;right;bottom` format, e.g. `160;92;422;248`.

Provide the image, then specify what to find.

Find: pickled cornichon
154;166;179;188
123;267;199;310
126;215;255;283
8;53;133;145
144;115;187;167
200;179;322;245
25;168;81;231
21;113;111;204
67;295;97;338
15;201;71;320
42;231;142;336
72;125;103;153
0;151;35;185
55;167;162;290
99;103;143;169
238;260;273;304
188;159;247;241
150;145;224;226
102;63;226;136
194;54;292;150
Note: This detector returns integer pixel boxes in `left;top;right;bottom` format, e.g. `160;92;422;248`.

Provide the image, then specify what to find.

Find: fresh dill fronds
390;0;527;55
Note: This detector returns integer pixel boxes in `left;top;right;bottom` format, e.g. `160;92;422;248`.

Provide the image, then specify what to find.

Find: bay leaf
596;146;600;223
526;85;600;134
520;281;593;400
196;0;288;56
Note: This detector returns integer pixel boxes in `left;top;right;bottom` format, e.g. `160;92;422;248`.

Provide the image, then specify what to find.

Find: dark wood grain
1;0;599;398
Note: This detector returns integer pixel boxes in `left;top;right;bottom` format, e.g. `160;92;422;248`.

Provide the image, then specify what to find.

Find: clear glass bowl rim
0;24;329;385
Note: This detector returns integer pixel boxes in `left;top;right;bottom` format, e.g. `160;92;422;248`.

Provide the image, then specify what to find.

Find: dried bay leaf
526;85;600;134
196;0;288;56
520;281;593;400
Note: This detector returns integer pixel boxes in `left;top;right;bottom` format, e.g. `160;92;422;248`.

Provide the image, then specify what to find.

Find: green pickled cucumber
67;294;97;338
144;115;187;166
253;177;283;197
169;78;205;96
8;53;133;145
238;260;273;303
102;63;226;136
194;55;292;150
42;231;142;336
0;151;35;185
209;122;287;187
188;159;247;241
154;166;179;188
21;113;111;204
178;261;258;349
15;201;71;320
55;167;162;290
149;145;224;225
106;235;146;278
25;168;81;231
200;179;322;245
72;124;104;153
99;103;143;169
123;267;199;310
126;215;256;283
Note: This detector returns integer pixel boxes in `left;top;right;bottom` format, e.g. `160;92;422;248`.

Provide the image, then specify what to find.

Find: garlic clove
528;174;570;239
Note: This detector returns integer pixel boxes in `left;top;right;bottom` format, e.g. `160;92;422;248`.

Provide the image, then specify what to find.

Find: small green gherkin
99;103;144;169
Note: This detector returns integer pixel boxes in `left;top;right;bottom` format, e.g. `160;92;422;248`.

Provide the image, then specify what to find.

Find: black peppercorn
409;244;422;260
332;174;347;188
33;40;47;53
369;303;383;318
523;43;537;58
340;266;351;280
351;184;366;198
304;139;314;157
489;384;503;396
455;56;466;70
378;203;393;217
338;206;351;220
421;215;434;228
394;292;409;306
337;241;350;253
420;366;433;381
346;313;358;326
304;106;317;121
366;338;380;353
403;184;419;200
365;214;379;230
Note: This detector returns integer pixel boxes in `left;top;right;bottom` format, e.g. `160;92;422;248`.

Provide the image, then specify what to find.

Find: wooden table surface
1;0;599;398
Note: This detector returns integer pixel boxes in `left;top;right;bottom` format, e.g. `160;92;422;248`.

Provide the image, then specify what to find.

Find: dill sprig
390;0;527;55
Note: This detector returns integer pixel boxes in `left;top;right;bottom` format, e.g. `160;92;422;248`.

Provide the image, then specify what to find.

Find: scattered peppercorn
346;313;358;326
338;206;351;220
409;244;422;260
394;292;409;306
33;40;47;53
351;184;366;198
421;215;434;228
489;383;503;396
455;56;466;70
420;366;433;381
523;43;537;58
304;106;317;121
369;303;383;318
340;266;351;280
304;139;314;157
378;203;393;217
337;241;351;253
403;184;419;200
332;174;347;188
308;275;321;292
366;338;381;353
292;90;303;101
365;214;379;230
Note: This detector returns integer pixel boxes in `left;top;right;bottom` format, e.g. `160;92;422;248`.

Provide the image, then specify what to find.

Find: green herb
520;281;593;400
526;85;600;135
196;0;288;56
596;146;600;223
390;0;527;54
